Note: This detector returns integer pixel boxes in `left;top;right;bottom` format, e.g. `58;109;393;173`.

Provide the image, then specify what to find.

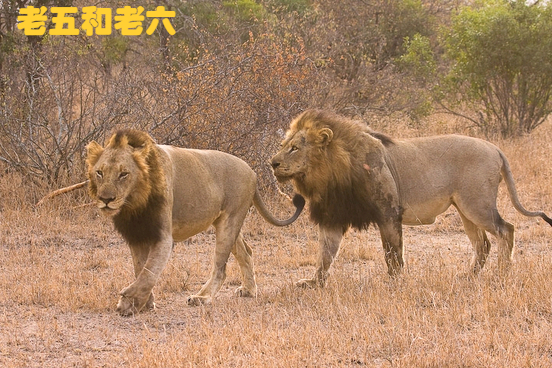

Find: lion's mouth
97;202;123;216
273;168;292;181
273;167;303;183
99;207;119;216
275;174;293;183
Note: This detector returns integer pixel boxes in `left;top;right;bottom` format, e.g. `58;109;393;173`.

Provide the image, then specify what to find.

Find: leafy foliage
222;0;270;23
442;0;552;137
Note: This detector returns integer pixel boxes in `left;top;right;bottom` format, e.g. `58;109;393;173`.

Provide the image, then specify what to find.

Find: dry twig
36;180;89;206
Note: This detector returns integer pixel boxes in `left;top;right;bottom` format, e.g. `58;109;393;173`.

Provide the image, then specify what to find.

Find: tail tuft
542;214;552;227
293;194;306;211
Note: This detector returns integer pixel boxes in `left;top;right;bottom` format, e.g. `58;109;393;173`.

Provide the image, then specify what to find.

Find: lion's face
271;130;309;182
86;140;147;216
271;126;333;183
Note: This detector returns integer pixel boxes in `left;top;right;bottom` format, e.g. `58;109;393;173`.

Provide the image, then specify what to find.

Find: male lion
86;129;304;315
271;109;552;287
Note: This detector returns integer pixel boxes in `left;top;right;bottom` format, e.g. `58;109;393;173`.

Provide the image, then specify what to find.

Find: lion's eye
119;172;129;180
96;170;103;179
290;146;298;153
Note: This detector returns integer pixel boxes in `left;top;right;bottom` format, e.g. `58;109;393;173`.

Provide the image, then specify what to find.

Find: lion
86;129;304;315
271;109;552;287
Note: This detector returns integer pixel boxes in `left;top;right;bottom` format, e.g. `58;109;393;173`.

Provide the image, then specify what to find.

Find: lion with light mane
271;109;552;287
86;129;304;315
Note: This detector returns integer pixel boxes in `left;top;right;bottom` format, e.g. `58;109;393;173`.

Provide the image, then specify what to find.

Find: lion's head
270;110;334;186
271;109;394;230
86;130;165;217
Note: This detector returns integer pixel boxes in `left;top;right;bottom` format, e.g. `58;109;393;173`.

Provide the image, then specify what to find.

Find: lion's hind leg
494;218;515;274
187;212;248;306
457;210;492;274
456;203;515;274
479;215;514;274
231;233;257;298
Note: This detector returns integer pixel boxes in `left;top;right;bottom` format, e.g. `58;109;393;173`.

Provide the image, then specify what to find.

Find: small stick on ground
36;180;89;206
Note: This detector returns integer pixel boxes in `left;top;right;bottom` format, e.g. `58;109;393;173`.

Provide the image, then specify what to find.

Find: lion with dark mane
86;129;304;315
271;109;552;287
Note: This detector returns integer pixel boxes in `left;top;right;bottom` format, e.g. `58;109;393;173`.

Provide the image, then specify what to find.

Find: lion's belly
400;197;452;225
171;219;217;242
171;209;222;242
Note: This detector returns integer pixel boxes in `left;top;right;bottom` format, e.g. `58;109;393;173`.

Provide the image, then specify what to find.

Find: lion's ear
131;142;152;158
316;128;334;146
86;141;104;167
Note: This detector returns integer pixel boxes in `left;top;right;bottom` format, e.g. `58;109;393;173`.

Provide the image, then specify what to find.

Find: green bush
222;0;269;23
398;33;435;83
442;0;552;137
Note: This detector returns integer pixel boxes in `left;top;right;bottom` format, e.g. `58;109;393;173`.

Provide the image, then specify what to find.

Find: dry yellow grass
1;117;552;367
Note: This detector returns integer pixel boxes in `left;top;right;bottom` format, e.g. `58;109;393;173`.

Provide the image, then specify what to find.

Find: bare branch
36;180;89;206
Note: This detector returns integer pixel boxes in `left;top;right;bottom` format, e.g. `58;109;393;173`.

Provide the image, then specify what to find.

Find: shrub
442;0;552;137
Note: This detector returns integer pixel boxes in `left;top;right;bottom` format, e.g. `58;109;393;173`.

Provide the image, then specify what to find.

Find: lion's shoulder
368;131;395;146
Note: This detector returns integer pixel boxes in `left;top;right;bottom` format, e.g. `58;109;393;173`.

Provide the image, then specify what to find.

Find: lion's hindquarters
167;148;259;305
401;138;518;272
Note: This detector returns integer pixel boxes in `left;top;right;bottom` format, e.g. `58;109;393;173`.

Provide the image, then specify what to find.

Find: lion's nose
271;160;280;169
99;196;115;205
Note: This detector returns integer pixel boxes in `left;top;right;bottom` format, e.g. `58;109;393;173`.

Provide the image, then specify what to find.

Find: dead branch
36;180;89;206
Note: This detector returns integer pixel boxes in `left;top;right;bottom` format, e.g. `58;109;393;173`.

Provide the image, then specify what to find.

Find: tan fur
87;129;303;315
271;109;552;287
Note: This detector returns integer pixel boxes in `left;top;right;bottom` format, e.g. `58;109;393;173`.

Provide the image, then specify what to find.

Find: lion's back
162;145;255;186
386;135;504;224
159;145;257;232
389;135;501;177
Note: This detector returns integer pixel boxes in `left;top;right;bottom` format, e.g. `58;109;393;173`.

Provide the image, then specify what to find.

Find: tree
441;0;552;137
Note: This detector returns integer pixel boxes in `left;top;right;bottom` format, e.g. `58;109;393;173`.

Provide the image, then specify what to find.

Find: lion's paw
234;286;256;298
144;293;156;311
116;291;155;316
187;295;212;307
116;295;140;316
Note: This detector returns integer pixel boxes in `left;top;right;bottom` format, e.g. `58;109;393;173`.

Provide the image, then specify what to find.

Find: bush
442;0;552;137
156;33;317;186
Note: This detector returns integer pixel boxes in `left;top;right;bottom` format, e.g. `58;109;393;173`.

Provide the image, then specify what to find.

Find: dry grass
1;118;552;367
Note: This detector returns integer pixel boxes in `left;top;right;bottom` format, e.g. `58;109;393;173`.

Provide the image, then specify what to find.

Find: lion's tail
500;151;552;227
253;187;305;226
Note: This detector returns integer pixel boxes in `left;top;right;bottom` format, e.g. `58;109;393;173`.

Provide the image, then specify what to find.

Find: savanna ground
1;117;552;367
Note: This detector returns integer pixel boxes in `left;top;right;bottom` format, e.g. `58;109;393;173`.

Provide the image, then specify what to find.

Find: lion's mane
87;130;167;245
290;110;394;230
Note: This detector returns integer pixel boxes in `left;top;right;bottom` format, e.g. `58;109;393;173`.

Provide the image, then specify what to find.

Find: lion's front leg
378;214;404;276
118;244;155;313
116;292;155;317
297;225;345;288
117;236;173;316
372;166;404;276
